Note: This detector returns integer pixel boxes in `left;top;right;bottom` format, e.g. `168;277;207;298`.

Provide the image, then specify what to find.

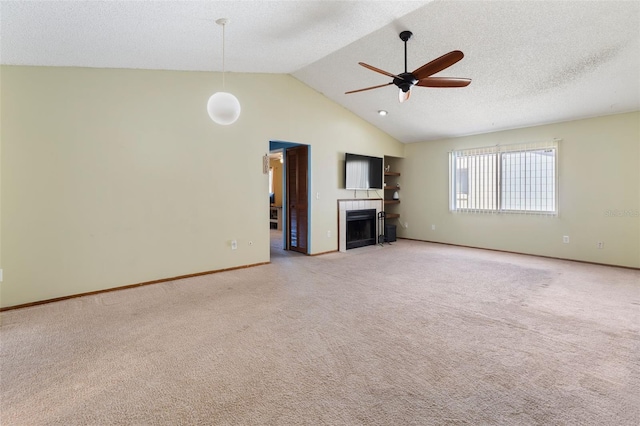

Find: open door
286;145;308;254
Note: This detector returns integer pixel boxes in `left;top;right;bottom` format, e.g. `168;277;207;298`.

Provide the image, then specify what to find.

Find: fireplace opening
346;209;377;249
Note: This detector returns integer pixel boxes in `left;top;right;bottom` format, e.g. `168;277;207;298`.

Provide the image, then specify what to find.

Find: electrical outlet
597;242;604;249
231;240;237;250
562;236;570;243
327;230;331;238
431;224;436;231
405;222;408;228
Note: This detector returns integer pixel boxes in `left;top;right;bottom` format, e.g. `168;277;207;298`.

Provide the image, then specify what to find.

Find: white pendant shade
207;92;241;125
207;18;241;125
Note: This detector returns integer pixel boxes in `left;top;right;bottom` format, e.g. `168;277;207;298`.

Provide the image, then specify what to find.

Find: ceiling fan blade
359;62;402;80
398;88;411;103
345;82;393;94
412;50;464;80
416;77;471;88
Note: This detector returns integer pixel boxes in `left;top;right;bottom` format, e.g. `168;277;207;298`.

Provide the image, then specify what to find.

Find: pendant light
207;18;241;125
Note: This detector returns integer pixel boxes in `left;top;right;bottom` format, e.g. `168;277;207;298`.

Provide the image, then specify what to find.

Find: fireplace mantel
337;198;383;252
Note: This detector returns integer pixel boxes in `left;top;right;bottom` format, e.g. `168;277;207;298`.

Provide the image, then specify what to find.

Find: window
449;140;558;214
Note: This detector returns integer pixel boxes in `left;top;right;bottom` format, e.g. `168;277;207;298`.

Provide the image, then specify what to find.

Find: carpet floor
1;239;639;425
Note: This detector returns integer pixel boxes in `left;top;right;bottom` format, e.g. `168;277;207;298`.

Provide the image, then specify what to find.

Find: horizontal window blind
449;140;559;214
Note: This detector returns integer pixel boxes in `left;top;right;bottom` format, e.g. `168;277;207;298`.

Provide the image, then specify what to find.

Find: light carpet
1;239;639;425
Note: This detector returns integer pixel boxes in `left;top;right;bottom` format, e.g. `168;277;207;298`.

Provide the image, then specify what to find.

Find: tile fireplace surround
338;198;383;252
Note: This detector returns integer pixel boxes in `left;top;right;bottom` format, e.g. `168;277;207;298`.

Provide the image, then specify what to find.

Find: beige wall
4;65;633;309
0;66;403;308
399;112;640;268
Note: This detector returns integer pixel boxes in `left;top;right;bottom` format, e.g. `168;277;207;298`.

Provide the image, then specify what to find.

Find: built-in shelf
270;206;282;230
384;159;402;225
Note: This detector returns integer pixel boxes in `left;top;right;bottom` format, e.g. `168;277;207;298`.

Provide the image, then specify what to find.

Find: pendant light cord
221;22;226;89
215;18;230;90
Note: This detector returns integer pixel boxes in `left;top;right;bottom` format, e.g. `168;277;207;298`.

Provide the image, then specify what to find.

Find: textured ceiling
1;0;639;143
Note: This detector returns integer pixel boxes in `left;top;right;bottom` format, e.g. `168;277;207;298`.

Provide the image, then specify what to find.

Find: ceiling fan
345;31;471;103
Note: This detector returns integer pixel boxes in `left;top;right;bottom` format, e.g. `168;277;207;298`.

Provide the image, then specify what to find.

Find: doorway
269;141;310;257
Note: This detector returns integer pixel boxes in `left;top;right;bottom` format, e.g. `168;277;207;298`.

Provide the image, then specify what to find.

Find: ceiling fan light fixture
207;18;240;125
399;89;411;103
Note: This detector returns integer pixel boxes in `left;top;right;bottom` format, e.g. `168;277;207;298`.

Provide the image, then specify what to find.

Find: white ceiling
2;0;639;143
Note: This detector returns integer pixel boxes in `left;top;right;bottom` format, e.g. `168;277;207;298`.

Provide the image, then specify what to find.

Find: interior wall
399;112;640;268
0;65;403;308
269;158;283;206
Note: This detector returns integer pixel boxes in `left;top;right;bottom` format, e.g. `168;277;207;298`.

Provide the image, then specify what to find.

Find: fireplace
346;209;377;249
337;199;383;252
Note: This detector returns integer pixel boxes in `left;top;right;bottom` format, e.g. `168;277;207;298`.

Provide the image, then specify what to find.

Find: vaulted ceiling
2;1;638;143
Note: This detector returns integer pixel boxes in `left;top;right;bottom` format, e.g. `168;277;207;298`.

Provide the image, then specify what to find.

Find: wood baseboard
398;237;640;270
0;262;270;312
